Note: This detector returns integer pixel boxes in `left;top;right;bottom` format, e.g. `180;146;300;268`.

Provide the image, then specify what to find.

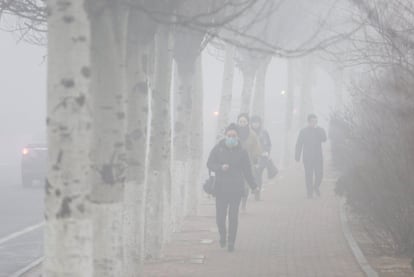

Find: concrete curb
339;201;379;277
10;257;43;277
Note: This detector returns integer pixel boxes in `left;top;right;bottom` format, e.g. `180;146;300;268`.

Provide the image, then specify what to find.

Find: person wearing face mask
236;113;262;210
207;123;258;252
295;114;327;198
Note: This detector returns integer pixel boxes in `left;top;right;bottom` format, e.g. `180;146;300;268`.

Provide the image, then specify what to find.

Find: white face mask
225;136;239;148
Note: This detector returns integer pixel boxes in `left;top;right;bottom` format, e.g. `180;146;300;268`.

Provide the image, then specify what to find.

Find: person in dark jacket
207;123;258;252
251;115;272;200
295;114;327;198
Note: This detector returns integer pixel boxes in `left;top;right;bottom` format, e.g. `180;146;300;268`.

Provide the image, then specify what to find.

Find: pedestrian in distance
250;115;274;201
236;113;261;211
207;123;258;252
295;114;327;198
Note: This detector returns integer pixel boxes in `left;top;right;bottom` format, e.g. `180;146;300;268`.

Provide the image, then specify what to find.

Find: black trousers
304;159;323;196
216;195;242;246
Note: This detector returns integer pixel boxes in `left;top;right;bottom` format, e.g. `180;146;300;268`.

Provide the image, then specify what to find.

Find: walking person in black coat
207;123;258;252
295;114;327;198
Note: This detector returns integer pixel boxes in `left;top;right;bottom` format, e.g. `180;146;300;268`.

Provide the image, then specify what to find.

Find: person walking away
207;123;258;252
251;115;272;200
236;113;261;211
295;114;327;198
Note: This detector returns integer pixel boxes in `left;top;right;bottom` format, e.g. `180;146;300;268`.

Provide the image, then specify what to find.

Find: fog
1;0;414;276
0;31;46;184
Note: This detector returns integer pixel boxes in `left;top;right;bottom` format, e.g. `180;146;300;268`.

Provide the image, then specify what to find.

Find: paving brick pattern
143;166;365;277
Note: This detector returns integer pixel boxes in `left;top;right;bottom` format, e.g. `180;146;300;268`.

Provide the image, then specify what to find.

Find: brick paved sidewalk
143;165;365;277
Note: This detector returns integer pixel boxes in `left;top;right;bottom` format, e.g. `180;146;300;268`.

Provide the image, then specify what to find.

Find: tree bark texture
145;25;174;259
172;28;204;230
44;1;93;276
87;2;129;276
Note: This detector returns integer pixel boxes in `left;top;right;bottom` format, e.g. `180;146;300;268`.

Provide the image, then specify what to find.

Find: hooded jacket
207;139;257;198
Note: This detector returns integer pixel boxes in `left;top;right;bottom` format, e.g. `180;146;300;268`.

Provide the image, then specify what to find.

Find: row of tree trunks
45;2;206;275
44;0;93;276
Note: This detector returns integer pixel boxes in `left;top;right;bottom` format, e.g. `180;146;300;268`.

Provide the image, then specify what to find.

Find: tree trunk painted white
172;28;203;230
145;25;173;259
187;56;204;216
283;59;295;168
122;11;154;276
216;44;235;140
44;1;93;276
252;57;271;119
240;68;256;114
171;64;192;231
88;3;129;276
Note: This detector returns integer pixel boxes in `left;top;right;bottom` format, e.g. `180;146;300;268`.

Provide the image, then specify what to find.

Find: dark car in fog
21;143;47;187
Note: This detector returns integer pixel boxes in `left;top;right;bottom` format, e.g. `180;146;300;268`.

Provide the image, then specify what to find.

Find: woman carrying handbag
206;123;258;252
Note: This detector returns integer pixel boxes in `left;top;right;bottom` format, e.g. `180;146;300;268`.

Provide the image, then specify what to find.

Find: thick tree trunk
122;12;153;276
216;44;235;140
252;57;271;118
283;59;295;168
171;64;193;230
172;28;203;230
44;1;93;276
145;25;173;259
187;56;204;216
88;3;129;276
240;68;256;114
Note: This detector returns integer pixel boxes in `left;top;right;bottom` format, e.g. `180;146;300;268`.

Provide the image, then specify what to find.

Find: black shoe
228;244;235;252
220;239;226;248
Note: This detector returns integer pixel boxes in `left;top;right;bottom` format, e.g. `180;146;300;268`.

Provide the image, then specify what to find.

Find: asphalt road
0;164;44;277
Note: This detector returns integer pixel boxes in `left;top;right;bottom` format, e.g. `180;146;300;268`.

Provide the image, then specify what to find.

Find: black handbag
266;159;278;179
203;170;216;196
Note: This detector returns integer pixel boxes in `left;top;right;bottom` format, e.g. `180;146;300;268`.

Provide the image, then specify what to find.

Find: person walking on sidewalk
207;123;258;252
236;113;261;210
250;115;273;201
295;114;327;198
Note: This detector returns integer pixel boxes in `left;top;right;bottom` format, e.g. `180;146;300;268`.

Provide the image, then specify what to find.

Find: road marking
0;222;44;246
9;257;44;277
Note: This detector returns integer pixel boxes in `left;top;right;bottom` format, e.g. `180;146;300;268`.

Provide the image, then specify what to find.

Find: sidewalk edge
339;200;379;277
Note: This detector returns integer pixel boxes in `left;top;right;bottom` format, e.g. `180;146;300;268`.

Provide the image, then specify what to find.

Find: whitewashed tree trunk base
92;203;124;277
145;170;169;259
171;160;189;231
123;181;145;276
44;219;93;277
